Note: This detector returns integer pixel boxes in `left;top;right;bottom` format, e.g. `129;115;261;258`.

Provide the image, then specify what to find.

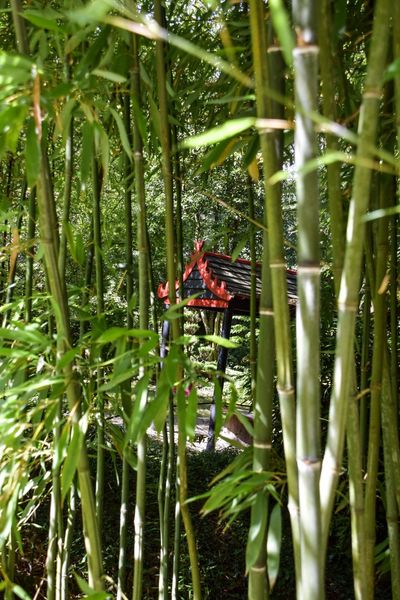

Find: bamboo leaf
246;492;268;570
363;205;400;222
267;503;282;590
247;157;259;181
109;107;132;160
125;372;151;444
23;9;62;32
99;367;137;392
384;57;400;81
12;585;32;600
61;420;84;500
231;235;248;262
74;573;111;598
96;327;157;344
201;334;238;349
269;0;294;67
180;117;256;149
162;294;201;320
92;68;127;83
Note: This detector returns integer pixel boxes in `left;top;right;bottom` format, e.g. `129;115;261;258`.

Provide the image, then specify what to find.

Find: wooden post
206;307;233;451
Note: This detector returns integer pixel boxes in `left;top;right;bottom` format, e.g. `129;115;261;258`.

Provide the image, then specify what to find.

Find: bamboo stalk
24;187;36;324
247;175;257;409
381;364;400;599
92;156;105;534
117;87;135;600
58;60;73;279
11;1;104;590
154;1;201;597
60;483;77;600
131;29;151;600
292;1;323;596
318;0;344;292
319;0;390;557
249;1;300;593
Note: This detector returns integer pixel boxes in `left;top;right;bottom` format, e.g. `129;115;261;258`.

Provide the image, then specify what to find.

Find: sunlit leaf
267;503;282;590
180;117;256;149
246;492;268;570
93;68;127;83
23;9;62;32
201;334;238;349
269;0;294;67
109;107;132;160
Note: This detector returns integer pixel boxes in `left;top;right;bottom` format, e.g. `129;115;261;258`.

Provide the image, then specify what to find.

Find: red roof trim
157;240;297;303
162;298;229;309
157;242;205;299
158;240;233;301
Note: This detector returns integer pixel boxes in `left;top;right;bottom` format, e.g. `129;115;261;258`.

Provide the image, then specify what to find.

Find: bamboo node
298;457;321;470
254;441;272;449
277;385;295;396
250;565;266;573
298;265;320;274
338;301;358;312
259;308;274;316
270;261;286;269
363;89;381;100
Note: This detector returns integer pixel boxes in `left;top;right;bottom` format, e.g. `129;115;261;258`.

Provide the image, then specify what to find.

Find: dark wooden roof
157;241;297;315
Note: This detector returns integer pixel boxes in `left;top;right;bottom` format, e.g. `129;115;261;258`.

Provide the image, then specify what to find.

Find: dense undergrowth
14;438;391;599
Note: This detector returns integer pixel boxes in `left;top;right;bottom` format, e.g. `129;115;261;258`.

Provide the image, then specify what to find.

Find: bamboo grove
0;0;399;599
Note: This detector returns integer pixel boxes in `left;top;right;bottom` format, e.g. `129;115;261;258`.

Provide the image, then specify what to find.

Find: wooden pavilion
157;240;297;449
157;240;297;315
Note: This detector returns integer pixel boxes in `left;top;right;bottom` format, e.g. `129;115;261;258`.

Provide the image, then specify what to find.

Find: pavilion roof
157;241;297;315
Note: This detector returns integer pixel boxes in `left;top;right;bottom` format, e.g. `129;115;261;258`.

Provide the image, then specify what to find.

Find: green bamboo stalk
319;0;390;557
247;24;284;599
359;283;371;466
117;87;135;600
249;0;300;593
346;387;366;600
247;174;257;409
61;483;77;600
391;0;400;447
2;180;26;327
171;444;181;600
58;60;73;279
318;0;344;292
79;221;94;340
37;137;103;592
131;29;150;600
92;156;105;534
292;3;323;598
381;364;400;599
362;180;391;594
154;2;201;598
157;420;168;600
46;395;63;600
318;5;367;588
24;186;36;324
11;1;103;590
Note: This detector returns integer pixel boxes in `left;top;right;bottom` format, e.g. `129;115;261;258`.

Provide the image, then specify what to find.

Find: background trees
0;1;399;599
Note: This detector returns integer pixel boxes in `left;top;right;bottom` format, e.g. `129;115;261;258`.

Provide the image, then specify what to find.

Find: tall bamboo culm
292;2;323;598
154;1;201;598
131;30;150;600
11;0;104;590
319;0;390;563
249;1;300;594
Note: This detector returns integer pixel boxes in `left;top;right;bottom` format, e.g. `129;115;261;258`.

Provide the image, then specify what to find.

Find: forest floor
14;394;392;599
